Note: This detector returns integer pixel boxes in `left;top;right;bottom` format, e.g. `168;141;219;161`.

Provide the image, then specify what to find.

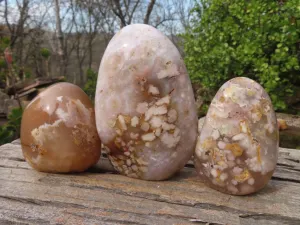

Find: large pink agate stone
95;24;198;180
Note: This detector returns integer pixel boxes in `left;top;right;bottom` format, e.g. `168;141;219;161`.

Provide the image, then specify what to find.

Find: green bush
0;59;6;69
2;37;10;46
40;48;51;59
83;68;97;102
183;0;300;115
0;108;23;145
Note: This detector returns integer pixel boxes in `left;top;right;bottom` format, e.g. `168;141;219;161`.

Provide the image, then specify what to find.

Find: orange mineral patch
234;169;251;183
225;143;244;157
201;137;216;150
256;145;262;164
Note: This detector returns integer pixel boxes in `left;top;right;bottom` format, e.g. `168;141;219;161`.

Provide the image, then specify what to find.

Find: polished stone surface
21;82;101;173
95;24;198;180
195;77;279;195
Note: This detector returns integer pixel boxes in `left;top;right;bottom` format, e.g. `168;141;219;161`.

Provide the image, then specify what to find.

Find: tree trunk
45;59;50;78
88;8;93;69
16;0;29;81
76;40;84;86
54;0;65;77
79;64;84;86
88;38;93;70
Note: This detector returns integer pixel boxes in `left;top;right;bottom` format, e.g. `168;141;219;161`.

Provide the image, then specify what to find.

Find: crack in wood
189;219;224;225
70;183;198;208
276;164;300;172
1;193;223;225
271;176;300;184
239;213;300;224
0;219;29;225
277;163;295;168
64;210;149;225
194;203;247;214
70;183;300;224
0;195;43;206
286;158;300;164
194;203;300;224
0;214;49;225
0;165;29;170
65;206;216;225
0;195;89;210
6;157;26;162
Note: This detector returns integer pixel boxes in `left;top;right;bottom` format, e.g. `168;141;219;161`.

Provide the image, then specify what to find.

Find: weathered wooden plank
1;143;299;183
276;113;300;129
0;142;300;225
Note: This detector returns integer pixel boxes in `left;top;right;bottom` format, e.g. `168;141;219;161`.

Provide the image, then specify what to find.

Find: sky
0;0;70;31
0;0;195;34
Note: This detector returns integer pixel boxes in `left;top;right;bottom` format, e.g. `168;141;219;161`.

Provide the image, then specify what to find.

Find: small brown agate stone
21;82;101;173
195;77;279;195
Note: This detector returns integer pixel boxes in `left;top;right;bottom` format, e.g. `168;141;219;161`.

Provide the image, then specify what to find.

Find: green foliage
0;36;11;67
0;125;14;145
40;48;51;59
0;37;12;86
0;59;6;69
183;0;300;115
0;37;10;50
2;37;10;46
0;107;23;145
24;70;32;79
0;36;34;84
0;71;5;83
83;68;97;101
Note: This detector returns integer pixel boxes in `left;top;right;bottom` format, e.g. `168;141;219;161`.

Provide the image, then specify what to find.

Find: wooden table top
0;139;300;225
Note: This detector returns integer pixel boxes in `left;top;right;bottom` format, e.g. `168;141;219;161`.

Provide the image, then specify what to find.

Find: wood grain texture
0;140;300;225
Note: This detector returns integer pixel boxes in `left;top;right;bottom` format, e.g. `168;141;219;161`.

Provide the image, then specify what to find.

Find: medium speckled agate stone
21;82;101;173
195;77;279;195
95;24;198;180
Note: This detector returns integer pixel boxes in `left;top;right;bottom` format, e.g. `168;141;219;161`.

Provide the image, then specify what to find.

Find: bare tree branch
127;0;140;24
110;0;126;27
4;0;12;33
143;0;155;24
124;0;129;18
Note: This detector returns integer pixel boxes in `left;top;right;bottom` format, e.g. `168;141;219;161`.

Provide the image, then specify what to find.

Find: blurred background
0;0;299;147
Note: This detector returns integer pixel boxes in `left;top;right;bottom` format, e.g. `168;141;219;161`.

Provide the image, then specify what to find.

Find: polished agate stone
21;82;101;173
195;77;279;195
95;24;198;180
